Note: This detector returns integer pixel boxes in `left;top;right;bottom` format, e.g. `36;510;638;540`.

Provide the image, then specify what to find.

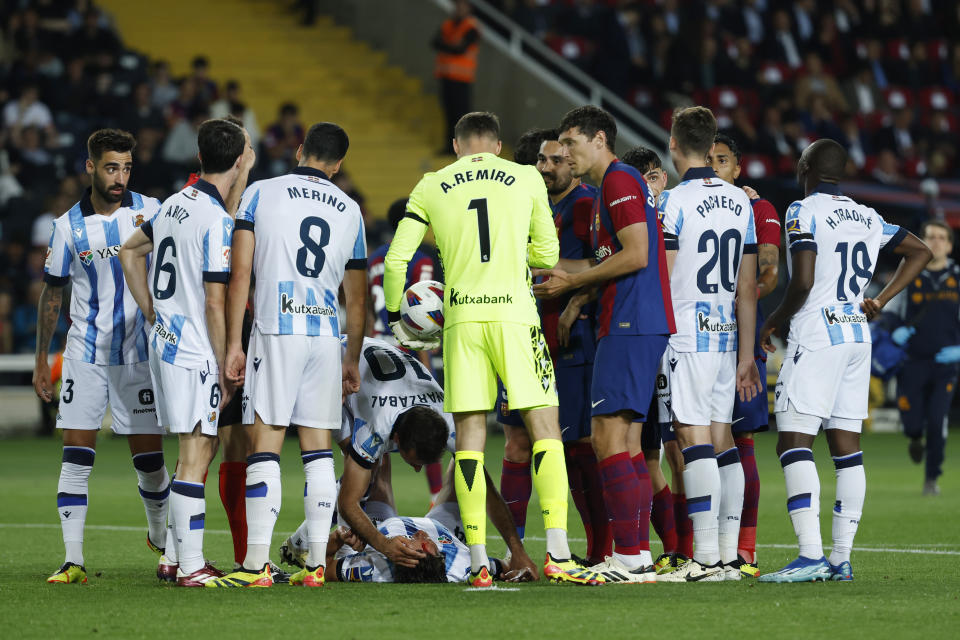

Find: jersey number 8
296;216;331;278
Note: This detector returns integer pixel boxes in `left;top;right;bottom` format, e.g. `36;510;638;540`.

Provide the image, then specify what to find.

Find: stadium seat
918;88;954;112
545;35;591;61
883;87;914;110
885;39;911;61
741;154;774;179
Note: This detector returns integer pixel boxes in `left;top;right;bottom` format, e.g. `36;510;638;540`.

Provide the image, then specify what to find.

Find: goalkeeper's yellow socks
455;450;488;571
532;438;571;559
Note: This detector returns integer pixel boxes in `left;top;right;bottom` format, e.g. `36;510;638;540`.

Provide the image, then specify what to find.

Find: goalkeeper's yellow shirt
384;152;559;328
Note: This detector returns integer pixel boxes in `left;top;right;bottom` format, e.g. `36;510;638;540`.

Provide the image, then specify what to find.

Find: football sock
674;493;694;558
302;450;336;568
717;447;744;565
682;444;721;566
572;443;612;562
170;480;205;574
598;452;643;558
736;437;759;562
780;448;822;560
244;452;281;570
132;451;170;550
454;450;487;570
500;458;531;540
829;452;865;566
651;486;678;554
565;445;593;555
164;473;178;563
290;520;308;553
630;453;654;558
218;461;247;565
58;446;95;566
425;461;444;497
531;439;571;559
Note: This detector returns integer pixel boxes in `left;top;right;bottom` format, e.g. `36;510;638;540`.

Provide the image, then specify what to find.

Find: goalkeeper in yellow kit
384;112;599;586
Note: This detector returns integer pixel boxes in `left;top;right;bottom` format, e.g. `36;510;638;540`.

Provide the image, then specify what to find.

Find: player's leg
824;426;863;581
896;359;926;464
293;426;336;586
661;431;693;558
170;426;219;581
922;367;956;495
127;434;169;552
454;410;490;576
708;352;744;579
218;421;250;567
501;423;532;540
735;432;760;571
642;419;678;562
624;421;654;566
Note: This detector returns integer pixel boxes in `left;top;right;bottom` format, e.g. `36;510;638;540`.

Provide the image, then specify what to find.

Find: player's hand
743;185;760;200
503;552;539;582
218;370;235;410
759;318;782;354
891;325;915;346
531;267;576;299
338;526;365;552
224;344;246;386
557;303;585;348
381;535;426;568
861;297;884;320
389;319;441;351
736;359;762;403
341;357;361;399
935;345;960;364
241;142;257;173
32;357;53;402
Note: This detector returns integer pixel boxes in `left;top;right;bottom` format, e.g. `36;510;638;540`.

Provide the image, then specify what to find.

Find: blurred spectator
843;66;883;115
432;0;479;150
0;289;13;354
211;80;260;147
3;84;56;140
149;60;179;110
765;9;802;69
794;53;847;113
162;104;207;169
262;101;305;175
119;82;166;133
872;150;904;185
127;127;175;199
876;108;920;159
189;55;218;104
70;9;121;62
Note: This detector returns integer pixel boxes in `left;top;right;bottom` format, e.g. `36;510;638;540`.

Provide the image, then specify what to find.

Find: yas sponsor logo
447;287;513;306
280;293;336;316
697;312;736;333
96;244;122;260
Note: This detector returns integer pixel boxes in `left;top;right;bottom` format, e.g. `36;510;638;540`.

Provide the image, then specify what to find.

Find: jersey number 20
697;229;741;294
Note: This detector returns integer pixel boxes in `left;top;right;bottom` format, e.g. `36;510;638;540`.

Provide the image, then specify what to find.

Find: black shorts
218;309;252;428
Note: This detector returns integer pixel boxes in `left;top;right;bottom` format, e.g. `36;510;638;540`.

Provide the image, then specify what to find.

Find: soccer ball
400;280;444;339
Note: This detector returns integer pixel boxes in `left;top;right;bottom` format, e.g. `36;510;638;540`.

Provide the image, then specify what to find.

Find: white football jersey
147;180;233;369
236;167;366;336
336;516;470;583
44;189;161;365
344;337;455;468
659;167;756;352
784;183;904;350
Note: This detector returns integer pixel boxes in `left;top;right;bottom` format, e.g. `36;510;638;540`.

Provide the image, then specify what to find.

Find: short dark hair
393;405;448;464
713;133;741;164
514;127;557;166
921;220;955;244
87;128;136;161
454;111;500;142
620;146;662;174
558;105;617;151
394;553;446;583
671;106;717;157
197;119;245;174
222;114;244;128
302;122;349;164
191;55;209;69
387;198;408;233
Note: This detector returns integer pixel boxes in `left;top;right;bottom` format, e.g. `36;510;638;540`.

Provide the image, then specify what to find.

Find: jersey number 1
468;199;490;263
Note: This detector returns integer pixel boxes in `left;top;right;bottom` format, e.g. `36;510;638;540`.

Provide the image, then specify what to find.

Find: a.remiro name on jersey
784;183;906;350
236;166;366;337
659;167;757;352
44;189;161;365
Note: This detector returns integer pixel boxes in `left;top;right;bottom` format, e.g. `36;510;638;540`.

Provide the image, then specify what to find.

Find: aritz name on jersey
825;208;873;229
823;306;868;325
698;313;737;333
440;168;515;193
279;292;336;317
696;194;744;217
153;322;179;345
164;204;190;223
448;287;513;306
287;186;347;212
370;393;444;409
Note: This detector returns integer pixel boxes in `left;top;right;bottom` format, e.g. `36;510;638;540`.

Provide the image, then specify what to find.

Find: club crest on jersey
208;411;217;424
78;249;94;265
359;432;384;461
134;213;145;227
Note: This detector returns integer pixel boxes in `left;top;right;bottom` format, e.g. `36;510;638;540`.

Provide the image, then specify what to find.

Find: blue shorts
731;355;769;433
495;378;525;428
557;363;592;442
591;334;668;419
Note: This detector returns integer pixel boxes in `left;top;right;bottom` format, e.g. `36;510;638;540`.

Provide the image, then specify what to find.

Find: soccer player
209;122;367;588
533;106;675;583
36;129;169;585
886;221;959;496
383;111;594;587
120;119;248;586
758;139;931;582
656;106;762;582
708;133;782;577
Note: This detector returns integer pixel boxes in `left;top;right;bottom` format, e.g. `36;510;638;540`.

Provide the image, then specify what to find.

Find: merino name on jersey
286;185;348;211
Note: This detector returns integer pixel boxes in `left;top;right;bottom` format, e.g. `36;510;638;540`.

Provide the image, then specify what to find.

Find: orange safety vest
435;16;479;83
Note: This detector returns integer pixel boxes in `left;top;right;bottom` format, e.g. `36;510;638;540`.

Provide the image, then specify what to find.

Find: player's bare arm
224;135;256;215
757;243;780;299
32;282;64;402
225;228;254;386
118;226;155;324
862;232;932;320
557;288;595;347
527;187;561;270
482;469;538;580
734;252;762;402
384;215;438;350
203;280;230;408
532;222;648;299
341;268;367;397
760;249;816;353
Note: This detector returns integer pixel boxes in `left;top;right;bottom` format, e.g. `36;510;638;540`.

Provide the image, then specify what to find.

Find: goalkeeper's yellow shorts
442;321;557;414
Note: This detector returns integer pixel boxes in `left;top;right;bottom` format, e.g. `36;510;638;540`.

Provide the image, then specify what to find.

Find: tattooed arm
33;283;64;401
757;243;780;300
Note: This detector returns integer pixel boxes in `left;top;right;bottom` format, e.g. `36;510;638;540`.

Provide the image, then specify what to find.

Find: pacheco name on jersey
279;292;337;317
821;305;868;326
695;191;745;217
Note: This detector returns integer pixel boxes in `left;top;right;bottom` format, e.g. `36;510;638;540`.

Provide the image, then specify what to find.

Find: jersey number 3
296;216;331;278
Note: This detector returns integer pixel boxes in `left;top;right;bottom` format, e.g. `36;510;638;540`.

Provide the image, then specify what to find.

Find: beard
93;176;125;203
546;174;573;195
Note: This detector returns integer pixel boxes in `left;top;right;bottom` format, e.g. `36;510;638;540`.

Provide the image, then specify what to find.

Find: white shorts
242;328;341;429
665;345;737;426
425;501;463;538
149;354;221;436
56;358;161;435
774;342;870;436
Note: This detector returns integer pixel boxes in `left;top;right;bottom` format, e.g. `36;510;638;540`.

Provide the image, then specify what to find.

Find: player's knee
504;433;532;464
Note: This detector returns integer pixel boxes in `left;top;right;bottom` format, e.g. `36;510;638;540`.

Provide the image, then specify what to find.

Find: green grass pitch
0;431;957;639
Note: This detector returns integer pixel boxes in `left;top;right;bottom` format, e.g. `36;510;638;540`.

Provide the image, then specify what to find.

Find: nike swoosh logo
732;417;745;424
592;399;605;408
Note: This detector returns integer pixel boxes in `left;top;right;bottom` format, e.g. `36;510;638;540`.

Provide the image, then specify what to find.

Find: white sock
829;451;865;566
58;446;95;566
780;448;823;560
717;447;744;565
302;450;336;569
170;480;205;574
164;495;178;563
291;520;309;553
682;444;721;566
545;528;571;561
132;451;170;549
469;544;489;572
244;452;281;570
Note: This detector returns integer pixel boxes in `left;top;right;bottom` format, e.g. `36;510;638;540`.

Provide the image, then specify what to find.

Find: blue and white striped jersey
43;189;160;365
658;167;757;352
146;180;233;369
337;516;471;583
784;183;905;351
236;167;366;336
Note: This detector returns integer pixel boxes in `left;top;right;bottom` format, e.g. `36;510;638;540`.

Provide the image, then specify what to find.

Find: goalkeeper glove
388;312;441;351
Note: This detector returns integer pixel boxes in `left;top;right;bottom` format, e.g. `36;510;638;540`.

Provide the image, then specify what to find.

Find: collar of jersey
291;166;330;181
191;178;227;211
811;182;842;196
681;166;717;181
78;187;133;216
